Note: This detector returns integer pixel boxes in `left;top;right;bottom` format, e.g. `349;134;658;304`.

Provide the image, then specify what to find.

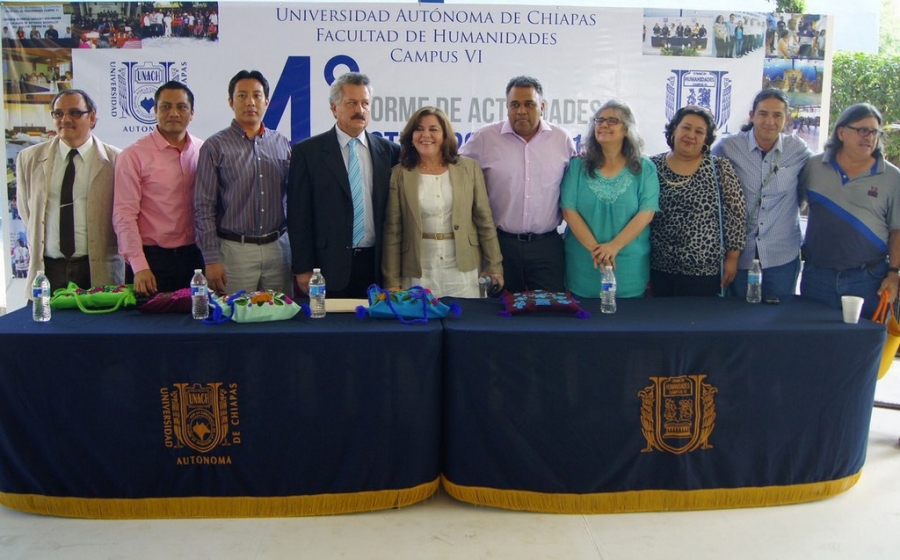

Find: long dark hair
740;88;789;132
825;103;884;158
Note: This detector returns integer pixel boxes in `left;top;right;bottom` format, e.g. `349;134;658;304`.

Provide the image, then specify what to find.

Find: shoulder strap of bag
709;155;726;296
73;285;133;314
382;285;429;325
873;291;891;324
203;290;243;324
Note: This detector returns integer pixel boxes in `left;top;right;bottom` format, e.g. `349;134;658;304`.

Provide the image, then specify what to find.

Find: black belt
497;229;557;242
217;227;285;245
44;255;88;263
143;244;198;255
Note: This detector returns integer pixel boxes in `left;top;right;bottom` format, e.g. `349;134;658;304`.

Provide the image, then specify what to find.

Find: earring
702;144;710;154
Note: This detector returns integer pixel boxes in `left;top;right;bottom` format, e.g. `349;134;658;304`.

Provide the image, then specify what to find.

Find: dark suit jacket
287;126;400;292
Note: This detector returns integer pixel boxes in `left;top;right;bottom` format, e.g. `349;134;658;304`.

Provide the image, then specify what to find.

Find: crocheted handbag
355;284;460;325
203;290;301;324
49;283;136;313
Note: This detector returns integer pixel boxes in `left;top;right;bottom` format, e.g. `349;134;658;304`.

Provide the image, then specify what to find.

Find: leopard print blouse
649;154;746;276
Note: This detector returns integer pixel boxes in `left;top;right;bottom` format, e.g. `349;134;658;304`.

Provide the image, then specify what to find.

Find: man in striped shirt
712;88;812;300
193;70;292;295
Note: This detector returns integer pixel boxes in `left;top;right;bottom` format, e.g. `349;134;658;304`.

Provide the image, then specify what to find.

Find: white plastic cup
841;296;865;324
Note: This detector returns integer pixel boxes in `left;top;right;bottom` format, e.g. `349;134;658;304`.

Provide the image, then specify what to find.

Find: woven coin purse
355;284;461;325
204;290;301;324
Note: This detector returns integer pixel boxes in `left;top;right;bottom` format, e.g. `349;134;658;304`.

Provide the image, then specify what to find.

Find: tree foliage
831;51;900;161
769;0;806;13
880;0;900;56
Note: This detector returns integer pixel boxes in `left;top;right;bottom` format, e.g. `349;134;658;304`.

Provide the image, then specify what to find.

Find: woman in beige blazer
382;106;503;297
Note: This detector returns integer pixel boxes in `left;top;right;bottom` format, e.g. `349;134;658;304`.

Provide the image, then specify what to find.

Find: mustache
352;114;366;120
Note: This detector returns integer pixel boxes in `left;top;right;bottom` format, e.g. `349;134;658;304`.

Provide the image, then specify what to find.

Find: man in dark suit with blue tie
287;72;400;298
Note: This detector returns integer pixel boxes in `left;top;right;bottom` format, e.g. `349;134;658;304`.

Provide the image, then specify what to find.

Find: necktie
59;148;77;258
347;138;365;247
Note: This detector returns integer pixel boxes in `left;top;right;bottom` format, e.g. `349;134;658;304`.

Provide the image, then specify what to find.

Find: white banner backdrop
58;3;830;154
1;2;832;308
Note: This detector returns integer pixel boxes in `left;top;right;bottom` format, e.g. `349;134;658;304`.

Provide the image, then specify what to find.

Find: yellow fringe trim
442;472;861;514
0;478;439;519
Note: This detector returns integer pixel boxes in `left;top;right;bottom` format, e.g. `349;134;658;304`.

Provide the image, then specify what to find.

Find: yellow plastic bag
871;291;900;380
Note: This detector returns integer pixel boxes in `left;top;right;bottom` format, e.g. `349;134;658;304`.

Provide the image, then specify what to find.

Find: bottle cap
194;269;202;273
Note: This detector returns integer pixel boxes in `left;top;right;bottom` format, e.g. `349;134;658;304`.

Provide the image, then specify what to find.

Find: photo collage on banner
0;1;219;302
763;12;829;151
0;2;831;306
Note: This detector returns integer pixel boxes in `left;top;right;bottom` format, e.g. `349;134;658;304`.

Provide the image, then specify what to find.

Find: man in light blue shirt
712;88;812;299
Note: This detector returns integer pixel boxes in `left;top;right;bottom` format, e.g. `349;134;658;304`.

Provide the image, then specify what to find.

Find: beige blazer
382;156;502;287
16;135;125;297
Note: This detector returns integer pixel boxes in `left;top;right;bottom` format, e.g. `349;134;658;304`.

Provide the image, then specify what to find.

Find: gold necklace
419;162;446;172
662;155;699;186
662;172;694;187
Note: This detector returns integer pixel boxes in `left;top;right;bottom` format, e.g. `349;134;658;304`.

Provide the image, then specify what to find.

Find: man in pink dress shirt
113;81;204;295
459;75;576;293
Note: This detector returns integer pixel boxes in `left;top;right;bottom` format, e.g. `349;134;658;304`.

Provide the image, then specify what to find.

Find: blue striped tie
347;137;365;246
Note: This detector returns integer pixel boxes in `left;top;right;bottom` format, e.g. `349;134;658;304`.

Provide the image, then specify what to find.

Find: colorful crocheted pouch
49;283;136;313
355;284;461;325
499;290;590;318
136;288;192;314
204;290;300;324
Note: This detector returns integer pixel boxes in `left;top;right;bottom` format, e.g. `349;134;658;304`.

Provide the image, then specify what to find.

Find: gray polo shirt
800;151;900;269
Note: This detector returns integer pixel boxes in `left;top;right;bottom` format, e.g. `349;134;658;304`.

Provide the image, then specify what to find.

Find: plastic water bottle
478;276;492;298
32;270;51;322
601;265;617;314
190;269;208;319
309;268;326;318
747;259;762;304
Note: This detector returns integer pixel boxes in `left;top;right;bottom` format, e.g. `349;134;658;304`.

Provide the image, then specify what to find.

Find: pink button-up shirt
460;119;575;235
113;128;202;273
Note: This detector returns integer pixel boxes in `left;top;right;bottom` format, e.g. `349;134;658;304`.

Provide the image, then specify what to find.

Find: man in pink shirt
113;81;203;295
460;76;576;293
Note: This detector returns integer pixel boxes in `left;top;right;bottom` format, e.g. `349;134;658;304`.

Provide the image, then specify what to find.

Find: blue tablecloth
0;307;442;518
441;296;885;513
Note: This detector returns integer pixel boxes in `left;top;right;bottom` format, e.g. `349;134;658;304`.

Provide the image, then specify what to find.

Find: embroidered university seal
638;374;717;454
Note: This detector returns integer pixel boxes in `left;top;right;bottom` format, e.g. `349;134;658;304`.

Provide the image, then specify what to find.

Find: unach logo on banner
665;70;732;132
108;55;351;144
110;61;187;128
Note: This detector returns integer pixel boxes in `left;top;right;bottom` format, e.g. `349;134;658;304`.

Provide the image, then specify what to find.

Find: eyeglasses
593;117;621;126
50;109;92;120
845;125;884;139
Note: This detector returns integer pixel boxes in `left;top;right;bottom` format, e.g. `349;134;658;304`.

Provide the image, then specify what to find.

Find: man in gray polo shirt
799;103;900;317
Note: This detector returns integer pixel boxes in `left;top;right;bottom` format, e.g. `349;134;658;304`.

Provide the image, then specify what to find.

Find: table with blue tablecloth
441;297;885;513
0;307;442;518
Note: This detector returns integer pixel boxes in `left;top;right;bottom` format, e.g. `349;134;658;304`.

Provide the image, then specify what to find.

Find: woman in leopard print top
650;106;746;296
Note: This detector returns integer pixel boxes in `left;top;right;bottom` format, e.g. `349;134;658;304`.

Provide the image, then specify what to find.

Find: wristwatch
888;266;900;276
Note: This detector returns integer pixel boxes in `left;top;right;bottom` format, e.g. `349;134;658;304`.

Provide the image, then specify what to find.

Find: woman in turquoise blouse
561;100;659;298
